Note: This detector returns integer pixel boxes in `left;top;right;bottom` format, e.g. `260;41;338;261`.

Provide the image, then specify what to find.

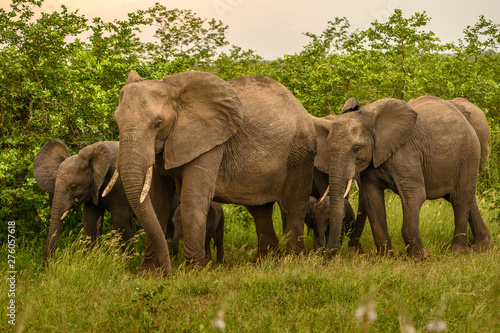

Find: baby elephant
308;196;355;250
33;139;133;264
170;202;225;263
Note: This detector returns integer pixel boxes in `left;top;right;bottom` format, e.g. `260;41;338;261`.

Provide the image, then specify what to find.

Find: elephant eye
154;120;164;130
352;145;362;154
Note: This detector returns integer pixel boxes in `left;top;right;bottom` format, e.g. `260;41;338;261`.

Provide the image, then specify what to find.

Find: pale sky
2;0;500;59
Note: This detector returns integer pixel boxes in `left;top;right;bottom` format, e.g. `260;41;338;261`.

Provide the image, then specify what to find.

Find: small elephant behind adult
171;201;225;263
33;139;134;264
309;196;355;250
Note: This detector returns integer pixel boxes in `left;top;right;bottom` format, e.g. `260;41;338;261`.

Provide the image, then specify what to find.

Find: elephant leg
179;149;222;267
215;217;224;263
468;199;492;251
398;187;428;261
109;206;134;248
348;187;367;252
246;203;280;258
171;215;182;257
83;203;104;246
362;180;393;255
204;237;213;263
279;163;313;255
449;194;472;254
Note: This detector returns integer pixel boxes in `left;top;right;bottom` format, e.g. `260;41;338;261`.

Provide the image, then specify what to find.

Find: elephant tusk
354;179;359;190
343;179;353;198
61;210;69;220
102;169;119;197
139;165;153;204
318;186;330;202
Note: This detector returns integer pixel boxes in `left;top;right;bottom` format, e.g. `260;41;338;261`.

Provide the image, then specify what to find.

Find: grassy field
2;192;499;332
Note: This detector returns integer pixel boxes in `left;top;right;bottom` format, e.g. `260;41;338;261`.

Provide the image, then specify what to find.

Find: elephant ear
78;142;113;205
340;97;360;114
310;116;333;174
33;139;70;193
162;71;243;170
361;98;418;168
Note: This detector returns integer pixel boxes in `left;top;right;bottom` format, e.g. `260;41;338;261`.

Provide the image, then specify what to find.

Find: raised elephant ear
310;116;333;174
162;71;243;170
78;142;113;205
340;97;360;114
33;139;70;193
361;98;418;168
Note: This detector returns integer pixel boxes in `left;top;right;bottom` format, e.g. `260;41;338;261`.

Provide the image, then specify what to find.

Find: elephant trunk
118;138;172;276
326;158;355;257
44;190;72;264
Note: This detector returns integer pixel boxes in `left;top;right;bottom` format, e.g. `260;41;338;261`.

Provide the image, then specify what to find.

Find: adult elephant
112;71;316;275
33;139;134;264
310;97;366;251
314;96;491;261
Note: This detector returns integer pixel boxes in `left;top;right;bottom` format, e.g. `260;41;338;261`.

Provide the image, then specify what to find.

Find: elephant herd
33;71;492;276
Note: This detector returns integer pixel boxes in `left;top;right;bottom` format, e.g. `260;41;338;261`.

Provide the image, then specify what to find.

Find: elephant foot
450;243;471;255
257;243;281;258
139;258;172;277
319;247;339;260
406;246;429;262
138;264;171;277
376;242;394;257
348;239;364;254
471;238;492;252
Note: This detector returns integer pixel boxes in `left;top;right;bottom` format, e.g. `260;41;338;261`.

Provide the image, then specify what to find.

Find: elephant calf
33;139;134;263
307;196;355;250
169;202;225;263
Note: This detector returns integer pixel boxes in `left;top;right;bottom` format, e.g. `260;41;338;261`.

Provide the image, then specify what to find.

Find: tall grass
2;192;499;332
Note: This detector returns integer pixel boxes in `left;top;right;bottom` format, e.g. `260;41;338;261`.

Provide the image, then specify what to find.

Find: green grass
2;192;499;332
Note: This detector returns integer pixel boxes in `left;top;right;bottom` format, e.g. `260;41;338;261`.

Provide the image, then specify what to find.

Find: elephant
33;139;134;263
170;201;225;263
313;96;491;261
310;97;367;251
308;195;355;250
110;71;316;275
329;96;492;253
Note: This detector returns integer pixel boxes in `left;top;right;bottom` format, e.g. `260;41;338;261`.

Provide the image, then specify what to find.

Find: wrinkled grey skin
310;97;367;251
337;96;492;253
33;139;133;264
314;96;491;261
308;196;355;249
114;72;316;275
170;201;225;263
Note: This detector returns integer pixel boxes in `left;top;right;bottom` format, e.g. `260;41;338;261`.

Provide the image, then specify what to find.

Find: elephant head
113;71;243;275
312;98;418;254
33;139;114;263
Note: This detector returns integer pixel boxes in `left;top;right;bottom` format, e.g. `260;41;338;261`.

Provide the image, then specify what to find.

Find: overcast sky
2;0;500;59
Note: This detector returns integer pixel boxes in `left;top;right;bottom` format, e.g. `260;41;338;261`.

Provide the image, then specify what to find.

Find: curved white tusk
61;210;69;220
139;165;153;204
102;169;119;197
318;186;330;202
354;179;359;190
343;179;353;198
